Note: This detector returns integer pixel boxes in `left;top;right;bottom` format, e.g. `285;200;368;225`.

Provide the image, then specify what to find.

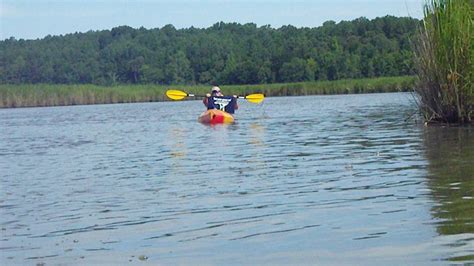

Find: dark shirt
204;96;238;114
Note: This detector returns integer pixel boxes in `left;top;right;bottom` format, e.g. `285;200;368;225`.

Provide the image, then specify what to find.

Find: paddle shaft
186;93;249;100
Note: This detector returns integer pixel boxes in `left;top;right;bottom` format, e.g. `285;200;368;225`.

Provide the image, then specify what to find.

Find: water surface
1;93;473;265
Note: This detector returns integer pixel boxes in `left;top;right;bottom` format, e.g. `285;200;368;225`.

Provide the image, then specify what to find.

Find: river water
1;93;473;265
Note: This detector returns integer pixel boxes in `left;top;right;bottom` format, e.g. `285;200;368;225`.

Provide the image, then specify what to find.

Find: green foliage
414;0;473;124
0;16;419;86
0;76;415;108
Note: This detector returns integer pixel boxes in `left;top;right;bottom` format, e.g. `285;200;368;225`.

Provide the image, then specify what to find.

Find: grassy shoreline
0;76;415;108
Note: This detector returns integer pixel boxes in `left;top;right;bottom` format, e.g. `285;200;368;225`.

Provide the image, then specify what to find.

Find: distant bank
0;76;415;108
1;18;419;86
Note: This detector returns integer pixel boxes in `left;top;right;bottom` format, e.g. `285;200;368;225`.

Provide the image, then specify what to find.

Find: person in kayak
203;86;239;113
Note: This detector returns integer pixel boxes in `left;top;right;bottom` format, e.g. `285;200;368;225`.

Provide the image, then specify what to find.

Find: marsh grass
222;76;415;97
0;76;415;108
0;84;168;108
414;0;473;124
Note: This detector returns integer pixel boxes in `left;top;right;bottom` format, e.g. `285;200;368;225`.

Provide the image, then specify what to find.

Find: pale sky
0;0;424;40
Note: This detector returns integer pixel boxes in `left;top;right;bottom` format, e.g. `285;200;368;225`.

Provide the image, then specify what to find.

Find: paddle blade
166;90;188;100
245;93;265;104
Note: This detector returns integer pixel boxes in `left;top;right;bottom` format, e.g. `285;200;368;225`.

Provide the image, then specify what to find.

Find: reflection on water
169;127;187;158
248;123;266;147
0;94;473;265
423;126;474;262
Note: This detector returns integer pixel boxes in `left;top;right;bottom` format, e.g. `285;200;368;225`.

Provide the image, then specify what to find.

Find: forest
0;16;420;86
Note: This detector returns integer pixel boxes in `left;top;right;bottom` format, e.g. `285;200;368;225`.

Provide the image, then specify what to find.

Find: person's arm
203;93;211;107
233;95;239;109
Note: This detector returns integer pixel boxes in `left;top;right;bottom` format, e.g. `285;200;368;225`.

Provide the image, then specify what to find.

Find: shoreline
0;76;415;108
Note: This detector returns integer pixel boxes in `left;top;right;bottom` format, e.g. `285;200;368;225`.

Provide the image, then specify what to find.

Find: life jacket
206;96;237;114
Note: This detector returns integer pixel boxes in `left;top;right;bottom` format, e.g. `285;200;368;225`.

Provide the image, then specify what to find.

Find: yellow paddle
166;89;265;104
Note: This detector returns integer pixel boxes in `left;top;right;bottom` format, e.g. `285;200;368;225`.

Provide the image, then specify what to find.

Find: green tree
279;58;311;82
128;56;145;83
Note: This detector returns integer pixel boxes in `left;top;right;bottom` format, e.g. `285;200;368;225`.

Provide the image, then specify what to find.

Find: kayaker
203;86;239;111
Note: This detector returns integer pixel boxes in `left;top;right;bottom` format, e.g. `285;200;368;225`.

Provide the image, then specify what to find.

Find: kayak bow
198;109;234;124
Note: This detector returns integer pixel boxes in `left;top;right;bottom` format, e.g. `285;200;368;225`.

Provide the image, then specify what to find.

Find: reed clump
414;0;473;124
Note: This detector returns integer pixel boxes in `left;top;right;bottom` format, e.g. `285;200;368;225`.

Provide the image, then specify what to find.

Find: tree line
0;16;420;86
